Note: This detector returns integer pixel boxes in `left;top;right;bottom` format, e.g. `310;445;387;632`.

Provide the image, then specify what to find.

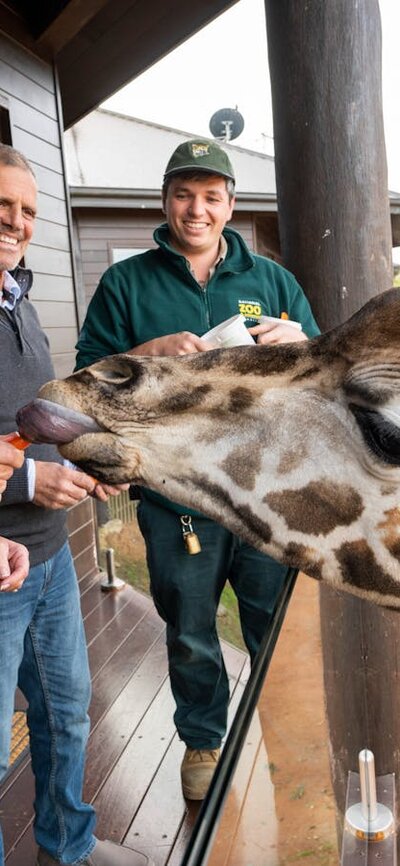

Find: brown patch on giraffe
277;444;309;475
336;539;400;597
220;445;262;491
190;474;272;544
265;481;364;534
378;507;400;562
238;503;272;544
284;542;323;580
158;383;212;414
192;349;226;371
224;344;302;377
228;386;255;412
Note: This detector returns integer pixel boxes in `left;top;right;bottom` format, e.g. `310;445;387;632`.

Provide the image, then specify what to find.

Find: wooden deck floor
1;568;250;866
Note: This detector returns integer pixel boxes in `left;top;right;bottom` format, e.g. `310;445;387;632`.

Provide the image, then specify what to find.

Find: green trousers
137;497;289;749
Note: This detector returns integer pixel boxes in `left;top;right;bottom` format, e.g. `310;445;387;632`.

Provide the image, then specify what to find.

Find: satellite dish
209;107;245;142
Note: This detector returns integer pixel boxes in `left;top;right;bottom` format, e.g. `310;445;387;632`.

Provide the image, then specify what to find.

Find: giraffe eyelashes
349;404;400;466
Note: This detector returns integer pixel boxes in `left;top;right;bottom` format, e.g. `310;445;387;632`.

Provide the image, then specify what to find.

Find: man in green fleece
75;139;320;801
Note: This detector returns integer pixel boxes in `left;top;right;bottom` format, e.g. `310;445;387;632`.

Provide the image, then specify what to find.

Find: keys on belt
180;515;202;555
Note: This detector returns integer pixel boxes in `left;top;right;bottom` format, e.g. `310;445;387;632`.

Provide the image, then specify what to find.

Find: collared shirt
0;270;35;499
188;235;228;288
0;270;21;311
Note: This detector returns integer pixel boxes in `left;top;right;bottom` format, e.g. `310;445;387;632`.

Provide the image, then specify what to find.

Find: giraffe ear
349;404;400;466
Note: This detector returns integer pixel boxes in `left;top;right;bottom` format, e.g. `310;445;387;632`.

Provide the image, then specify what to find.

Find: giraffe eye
350;404;400;465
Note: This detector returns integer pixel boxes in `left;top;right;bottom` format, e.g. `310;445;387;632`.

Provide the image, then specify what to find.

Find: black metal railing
180;567;299;866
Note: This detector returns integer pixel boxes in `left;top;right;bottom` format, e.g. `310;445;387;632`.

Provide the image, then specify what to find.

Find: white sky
102;0;400;190
102;0;400;260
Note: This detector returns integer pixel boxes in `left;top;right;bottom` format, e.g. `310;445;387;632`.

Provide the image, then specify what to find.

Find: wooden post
264;0;398;849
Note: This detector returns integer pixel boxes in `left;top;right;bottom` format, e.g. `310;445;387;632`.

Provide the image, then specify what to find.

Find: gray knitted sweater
0;266;67;565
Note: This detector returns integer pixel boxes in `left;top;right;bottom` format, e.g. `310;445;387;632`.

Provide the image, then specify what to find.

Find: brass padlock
180;515;202;555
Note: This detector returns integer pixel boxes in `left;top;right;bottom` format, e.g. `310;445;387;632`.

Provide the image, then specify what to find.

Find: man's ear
161;194;167;215
227;196;236;222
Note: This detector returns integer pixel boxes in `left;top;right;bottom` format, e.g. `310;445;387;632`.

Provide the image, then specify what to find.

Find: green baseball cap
164;139;235;182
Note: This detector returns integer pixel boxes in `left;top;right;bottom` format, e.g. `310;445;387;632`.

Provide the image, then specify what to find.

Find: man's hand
129;332;210;356
93;482;130;502
0;537;29;592
248;322;308;345
33;462;96;509
0;440;25;494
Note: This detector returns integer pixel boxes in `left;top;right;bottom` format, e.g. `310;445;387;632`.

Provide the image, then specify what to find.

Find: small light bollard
344;749;395;842
100;547;125;592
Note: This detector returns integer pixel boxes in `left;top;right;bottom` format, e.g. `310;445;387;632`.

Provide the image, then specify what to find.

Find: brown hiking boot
181;747;220;800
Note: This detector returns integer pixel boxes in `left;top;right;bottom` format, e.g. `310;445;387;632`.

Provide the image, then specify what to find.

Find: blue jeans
0;542;96;865
137;499;289;750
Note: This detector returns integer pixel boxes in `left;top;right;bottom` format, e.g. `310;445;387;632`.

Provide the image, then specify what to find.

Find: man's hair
0;144;36;178
162;170;235;203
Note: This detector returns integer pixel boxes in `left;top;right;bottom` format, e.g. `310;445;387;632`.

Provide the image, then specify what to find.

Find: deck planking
2;569;249;866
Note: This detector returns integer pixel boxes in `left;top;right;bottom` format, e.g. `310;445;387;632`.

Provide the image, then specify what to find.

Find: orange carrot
1;432;31;450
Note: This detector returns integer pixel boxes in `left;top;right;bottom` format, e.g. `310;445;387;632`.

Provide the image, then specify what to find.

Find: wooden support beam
264;0;398;854
35;0;111;55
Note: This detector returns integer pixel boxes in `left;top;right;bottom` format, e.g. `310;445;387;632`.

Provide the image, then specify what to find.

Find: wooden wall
0;31;78;378
0;31;98;572
73;206;268;310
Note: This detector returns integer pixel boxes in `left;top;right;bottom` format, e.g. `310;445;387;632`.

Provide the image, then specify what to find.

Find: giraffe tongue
16;398;102;444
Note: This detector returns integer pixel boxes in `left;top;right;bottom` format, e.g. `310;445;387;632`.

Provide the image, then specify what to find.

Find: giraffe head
17;288;400;607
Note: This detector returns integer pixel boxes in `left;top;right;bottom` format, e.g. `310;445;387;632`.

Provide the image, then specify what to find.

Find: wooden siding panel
32;163;65;198
0;59;56;118
52;352;76;378
32;218;70;251
12;127;63;173
31;273;75;303
26;245;73;277
0;32;54;91
0;33;79;361
78;225;156;241
46;326;77;354
11;101;60;147
37;191;68;226
82;258;109;275
33;300;77;328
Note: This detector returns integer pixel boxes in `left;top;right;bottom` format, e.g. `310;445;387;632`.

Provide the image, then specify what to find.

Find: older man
0;145;151;866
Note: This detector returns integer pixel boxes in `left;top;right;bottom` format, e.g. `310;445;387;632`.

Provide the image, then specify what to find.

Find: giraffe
17;287;400;609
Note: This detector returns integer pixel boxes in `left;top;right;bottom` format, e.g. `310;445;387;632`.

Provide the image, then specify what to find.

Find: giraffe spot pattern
228;387;254;412
378;507;400;562
158;383;212;414
189;474;272;544
277;445;309;475
336;539;400;597
265;481;364;534
284;542;323;580
220;445;262;491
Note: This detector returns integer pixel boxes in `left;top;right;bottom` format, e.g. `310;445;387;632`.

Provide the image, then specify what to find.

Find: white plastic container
259;315;302;331
202;314;255;348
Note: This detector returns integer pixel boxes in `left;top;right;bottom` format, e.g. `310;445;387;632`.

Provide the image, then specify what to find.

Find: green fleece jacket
75;224;320;515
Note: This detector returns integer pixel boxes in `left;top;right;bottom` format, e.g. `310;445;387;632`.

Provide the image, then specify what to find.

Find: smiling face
17;289;400;608
0;164;37;283
163;174;235;258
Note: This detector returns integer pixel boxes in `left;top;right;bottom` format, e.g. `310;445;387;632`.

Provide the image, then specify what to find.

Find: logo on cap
192;143;210;158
